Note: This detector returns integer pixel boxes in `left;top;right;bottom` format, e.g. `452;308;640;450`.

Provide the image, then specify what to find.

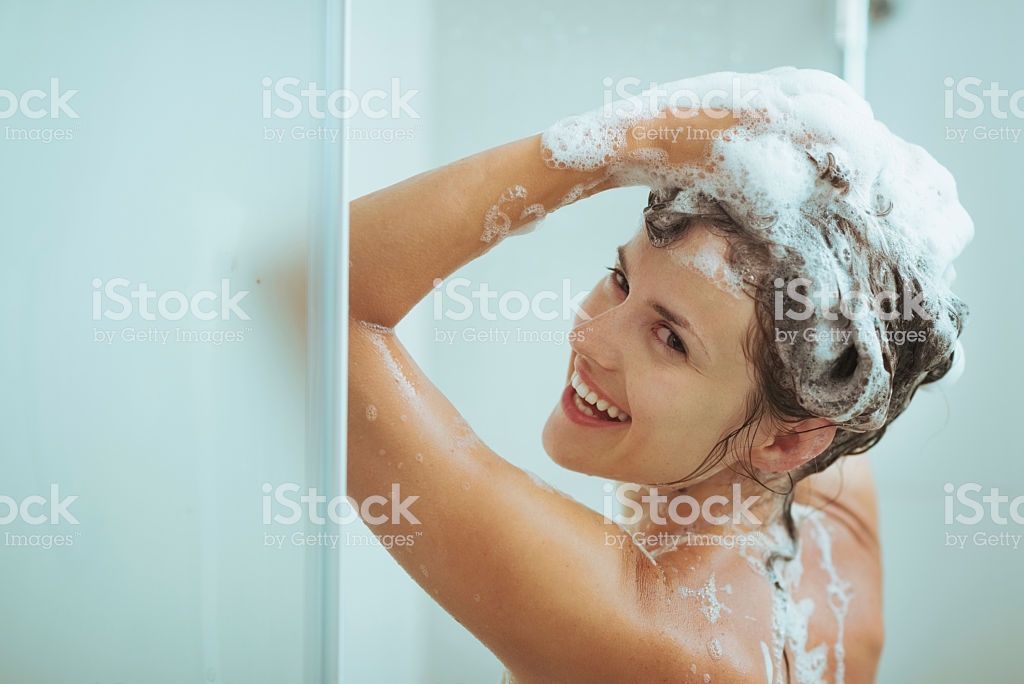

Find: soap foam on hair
542;67;973;431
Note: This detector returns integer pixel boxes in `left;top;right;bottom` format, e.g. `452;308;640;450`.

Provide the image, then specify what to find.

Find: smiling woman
542;230;762;486
347;68;971;683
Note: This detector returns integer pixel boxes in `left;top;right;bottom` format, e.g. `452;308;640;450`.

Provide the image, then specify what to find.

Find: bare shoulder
505;459;884;684
608;536;798;684
632;459;885;684
797;455;879;533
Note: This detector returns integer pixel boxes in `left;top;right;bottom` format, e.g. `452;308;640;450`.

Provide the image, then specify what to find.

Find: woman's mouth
560;371;631;427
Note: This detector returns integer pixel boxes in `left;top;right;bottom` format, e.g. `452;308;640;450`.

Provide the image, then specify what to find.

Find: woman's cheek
636;382;685;433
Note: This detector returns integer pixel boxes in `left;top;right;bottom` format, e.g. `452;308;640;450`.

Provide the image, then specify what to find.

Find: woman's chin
542;409;609;477
541;410;586;473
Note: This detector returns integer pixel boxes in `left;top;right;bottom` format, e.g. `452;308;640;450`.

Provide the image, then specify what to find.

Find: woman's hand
540;74;770;191
622;106;746;167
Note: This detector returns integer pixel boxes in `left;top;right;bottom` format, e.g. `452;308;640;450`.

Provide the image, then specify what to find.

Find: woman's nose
570;296;627;372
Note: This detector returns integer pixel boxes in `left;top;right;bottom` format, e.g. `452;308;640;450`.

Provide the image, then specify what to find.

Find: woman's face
542;223;762;485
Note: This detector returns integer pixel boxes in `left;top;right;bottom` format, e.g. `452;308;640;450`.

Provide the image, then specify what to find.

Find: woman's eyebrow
617;244;710;360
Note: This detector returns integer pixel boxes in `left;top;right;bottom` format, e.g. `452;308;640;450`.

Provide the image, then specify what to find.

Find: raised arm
349;134;601;328
349;107;732;328
349;135;663;682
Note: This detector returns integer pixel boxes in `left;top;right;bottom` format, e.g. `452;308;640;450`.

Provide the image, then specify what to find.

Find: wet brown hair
641;181;968;542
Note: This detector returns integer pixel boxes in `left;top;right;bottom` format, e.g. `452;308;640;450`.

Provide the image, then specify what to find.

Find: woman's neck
628;469;789;542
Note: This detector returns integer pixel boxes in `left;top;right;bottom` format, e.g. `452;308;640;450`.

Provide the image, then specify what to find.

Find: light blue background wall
0;2;340;682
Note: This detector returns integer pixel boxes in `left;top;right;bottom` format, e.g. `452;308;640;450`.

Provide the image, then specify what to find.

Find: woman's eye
655;326;687;354
606;266;629;294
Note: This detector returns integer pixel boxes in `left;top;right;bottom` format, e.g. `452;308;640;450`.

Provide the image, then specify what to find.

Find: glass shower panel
0;2;348;682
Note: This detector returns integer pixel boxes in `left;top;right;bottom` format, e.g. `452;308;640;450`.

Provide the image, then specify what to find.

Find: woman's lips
561;351;630;427
560;385;630;428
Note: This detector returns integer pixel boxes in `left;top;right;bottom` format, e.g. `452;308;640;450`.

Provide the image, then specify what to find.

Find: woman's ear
749;417;837;473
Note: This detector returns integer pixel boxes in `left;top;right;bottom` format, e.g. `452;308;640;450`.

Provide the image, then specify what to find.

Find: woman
348;68;971;683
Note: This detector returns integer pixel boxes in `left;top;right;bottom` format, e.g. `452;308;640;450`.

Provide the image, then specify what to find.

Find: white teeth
573;392;595;416
569;371;630;422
